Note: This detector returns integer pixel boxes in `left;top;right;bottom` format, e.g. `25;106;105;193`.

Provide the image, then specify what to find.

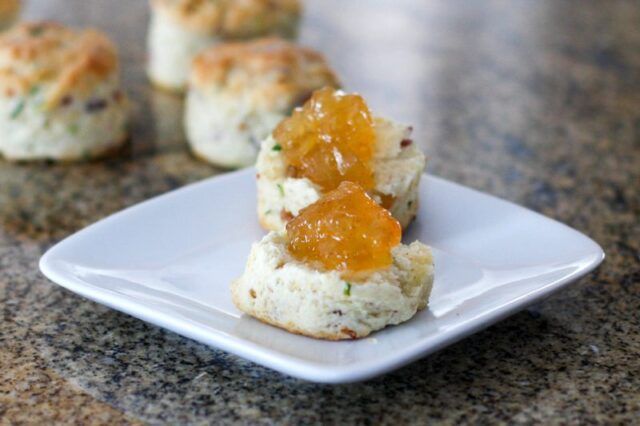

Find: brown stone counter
1;0;638;423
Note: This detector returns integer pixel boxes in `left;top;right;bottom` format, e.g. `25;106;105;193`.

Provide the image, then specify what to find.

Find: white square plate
40;168;604;383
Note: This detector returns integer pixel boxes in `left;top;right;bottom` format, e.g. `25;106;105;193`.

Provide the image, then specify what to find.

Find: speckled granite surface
1;0;639;424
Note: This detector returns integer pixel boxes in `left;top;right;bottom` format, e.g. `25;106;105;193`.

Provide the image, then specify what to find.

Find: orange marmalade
273;87;376;192
286;181;402;278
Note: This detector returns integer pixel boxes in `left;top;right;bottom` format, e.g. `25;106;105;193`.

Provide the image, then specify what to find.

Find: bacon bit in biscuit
285;165;299;178
249;289;257;299
400;139;413;148
280;209;294;222
86;98;107;112
112;90;123;102
60;95;73;107
372;190;395;209
340;327;357;339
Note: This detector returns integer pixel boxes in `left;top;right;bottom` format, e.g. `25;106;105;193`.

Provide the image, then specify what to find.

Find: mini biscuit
0;0;19;31
232;232;434;340
256;116;426;231
185;37;339;168
147;0;301;92
0;22;129;161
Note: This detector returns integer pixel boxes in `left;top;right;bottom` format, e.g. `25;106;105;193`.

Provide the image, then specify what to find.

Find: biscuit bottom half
231;232;435;340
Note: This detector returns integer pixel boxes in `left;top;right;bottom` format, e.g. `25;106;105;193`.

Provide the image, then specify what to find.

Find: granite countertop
1;0;638;423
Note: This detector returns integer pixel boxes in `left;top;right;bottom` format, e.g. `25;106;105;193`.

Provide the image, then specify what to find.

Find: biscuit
256;117;426;231
147;0;301;91
232;232;434;340
185;37;339;167
0;22;129;161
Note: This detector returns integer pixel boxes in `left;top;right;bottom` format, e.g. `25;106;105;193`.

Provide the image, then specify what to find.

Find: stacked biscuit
232;88;434;340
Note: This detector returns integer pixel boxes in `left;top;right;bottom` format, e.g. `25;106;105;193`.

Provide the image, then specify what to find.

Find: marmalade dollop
286;181;402;278
273;87;376;192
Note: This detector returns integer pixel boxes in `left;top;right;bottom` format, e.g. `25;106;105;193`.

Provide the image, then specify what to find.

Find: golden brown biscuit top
152;0;301;36
0;22;119;108
191;38;339;102
0;0;20;18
